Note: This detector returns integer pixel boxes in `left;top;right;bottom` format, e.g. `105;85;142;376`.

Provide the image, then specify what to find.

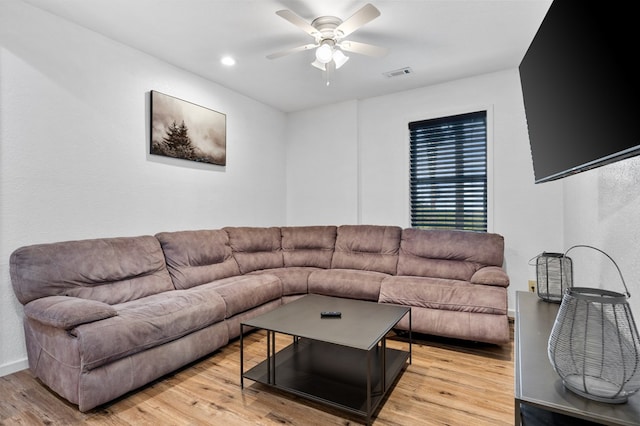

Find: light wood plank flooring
0;323;514;425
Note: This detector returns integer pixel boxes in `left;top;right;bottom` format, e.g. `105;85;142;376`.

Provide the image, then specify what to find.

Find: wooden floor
0;323;514;425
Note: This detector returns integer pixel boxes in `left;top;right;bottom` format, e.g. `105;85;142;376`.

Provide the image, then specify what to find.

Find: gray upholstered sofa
9;225;509;412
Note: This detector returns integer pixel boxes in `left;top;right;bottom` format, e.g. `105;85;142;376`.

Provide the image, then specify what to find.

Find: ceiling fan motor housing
310;16;344;41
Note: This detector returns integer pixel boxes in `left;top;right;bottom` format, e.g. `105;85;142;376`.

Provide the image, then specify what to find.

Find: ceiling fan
266;3;388;84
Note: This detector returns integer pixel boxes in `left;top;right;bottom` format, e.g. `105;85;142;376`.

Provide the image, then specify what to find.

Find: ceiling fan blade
335;3;380;37
266;43;317;60
339;40;388;57
275;10;319;36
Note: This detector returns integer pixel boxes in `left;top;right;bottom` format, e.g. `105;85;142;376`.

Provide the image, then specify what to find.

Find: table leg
381;337;387;392
240;323;245;389
266;330;271;384
409;309;412;364
270;330;276;385
366;349;372;425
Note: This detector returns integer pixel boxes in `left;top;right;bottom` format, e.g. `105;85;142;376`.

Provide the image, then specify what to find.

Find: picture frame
150;90;226;166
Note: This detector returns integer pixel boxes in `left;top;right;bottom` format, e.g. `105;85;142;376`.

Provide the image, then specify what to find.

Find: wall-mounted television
519;0;639;184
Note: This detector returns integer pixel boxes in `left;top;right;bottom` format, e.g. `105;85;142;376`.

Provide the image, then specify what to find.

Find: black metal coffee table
240;294;411;425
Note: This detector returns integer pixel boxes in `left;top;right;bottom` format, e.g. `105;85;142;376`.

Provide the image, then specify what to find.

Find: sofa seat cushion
74;287;227;372
308;269;388;301
203;274;282;318
379;276;507;315
250;267;318;296
392;306;510;344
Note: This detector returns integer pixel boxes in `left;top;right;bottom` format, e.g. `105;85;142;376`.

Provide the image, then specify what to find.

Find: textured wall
563;155;640;317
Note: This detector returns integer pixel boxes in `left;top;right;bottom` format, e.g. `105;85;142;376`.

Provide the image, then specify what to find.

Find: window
409;111;487;231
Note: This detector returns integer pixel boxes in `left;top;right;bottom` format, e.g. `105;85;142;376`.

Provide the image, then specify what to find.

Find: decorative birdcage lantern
531;252;573;302
548;245;640;403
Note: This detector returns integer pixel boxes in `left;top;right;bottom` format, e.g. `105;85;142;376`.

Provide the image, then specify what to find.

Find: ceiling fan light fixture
311;59;326;70
311;49;349;72
332;49;349;69
269;4;385;85
315;42;333;64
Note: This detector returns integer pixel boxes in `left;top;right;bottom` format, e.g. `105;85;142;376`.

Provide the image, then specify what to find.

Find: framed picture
150;90;226;166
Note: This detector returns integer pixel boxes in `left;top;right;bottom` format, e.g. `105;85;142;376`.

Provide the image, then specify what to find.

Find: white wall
562;156;640;317
287;69;565;314
286;100;359;225
0;1;287;375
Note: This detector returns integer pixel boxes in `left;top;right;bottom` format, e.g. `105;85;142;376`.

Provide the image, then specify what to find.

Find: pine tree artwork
150;91;226;165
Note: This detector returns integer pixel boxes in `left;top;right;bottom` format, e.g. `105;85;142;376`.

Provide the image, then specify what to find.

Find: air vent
383;67;413;78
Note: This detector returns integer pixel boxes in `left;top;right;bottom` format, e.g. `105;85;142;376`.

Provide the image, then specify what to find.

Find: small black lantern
533;252;572;303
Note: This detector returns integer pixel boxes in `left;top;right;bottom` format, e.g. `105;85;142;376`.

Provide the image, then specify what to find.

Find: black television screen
519;1;639;183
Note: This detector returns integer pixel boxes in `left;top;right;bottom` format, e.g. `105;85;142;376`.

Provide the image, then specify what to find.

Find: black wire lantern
548;245;640;403
531;252;573;303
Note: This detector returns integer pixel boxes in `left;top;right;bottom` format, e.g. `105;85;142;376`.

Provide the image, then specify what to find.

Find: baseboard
0;358;29;377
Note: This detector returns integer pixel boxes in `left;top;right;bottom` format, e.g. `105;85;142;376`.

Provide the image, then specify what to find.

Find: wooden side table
515;291;640;425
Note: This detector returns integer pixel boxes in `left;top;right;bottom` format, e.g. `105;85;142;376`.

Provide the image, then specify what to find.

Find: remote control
320;311;342;318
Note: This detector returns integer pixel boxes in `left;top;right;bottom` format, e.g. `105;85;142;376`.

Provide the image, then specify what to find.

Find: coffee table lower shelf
243;337;409;421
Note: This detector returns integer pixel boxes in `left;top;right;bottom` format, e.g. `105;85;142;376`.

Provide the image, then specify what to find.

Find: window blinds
409;111;487;231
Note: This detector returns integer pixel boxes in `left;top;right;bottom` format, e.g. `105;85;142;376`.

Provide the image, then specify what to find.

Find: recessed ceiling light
221;56;236;66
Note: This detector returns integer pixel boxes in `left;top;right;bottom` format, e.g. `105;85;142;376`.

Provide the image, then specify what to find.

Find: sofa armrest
24;296;117;329
470;266;509;287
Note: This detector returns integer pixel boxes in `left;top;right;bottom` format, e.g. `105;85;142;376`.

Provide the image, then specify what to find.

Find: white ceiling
22;0;552;113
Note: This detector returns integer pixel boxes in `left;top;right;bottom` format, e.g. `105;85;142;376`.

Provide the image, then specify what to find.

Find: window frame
408;109;492;232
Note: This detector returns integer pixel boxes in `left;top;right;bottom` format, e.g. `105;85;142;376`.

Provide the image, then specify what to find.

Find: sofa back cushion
397;228;505;281
224;227;283;274
9;236;174;305
331;225;402;275
155;230;241;289
281;226;336;268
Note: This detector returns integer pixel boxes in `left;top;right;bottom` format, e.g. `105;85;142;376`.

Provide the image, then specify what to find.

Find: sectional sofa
9;225;509;412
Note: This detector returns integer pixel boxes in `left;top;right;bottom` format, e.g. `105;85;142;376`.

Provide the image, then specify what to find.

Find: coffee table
240;294;411;425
